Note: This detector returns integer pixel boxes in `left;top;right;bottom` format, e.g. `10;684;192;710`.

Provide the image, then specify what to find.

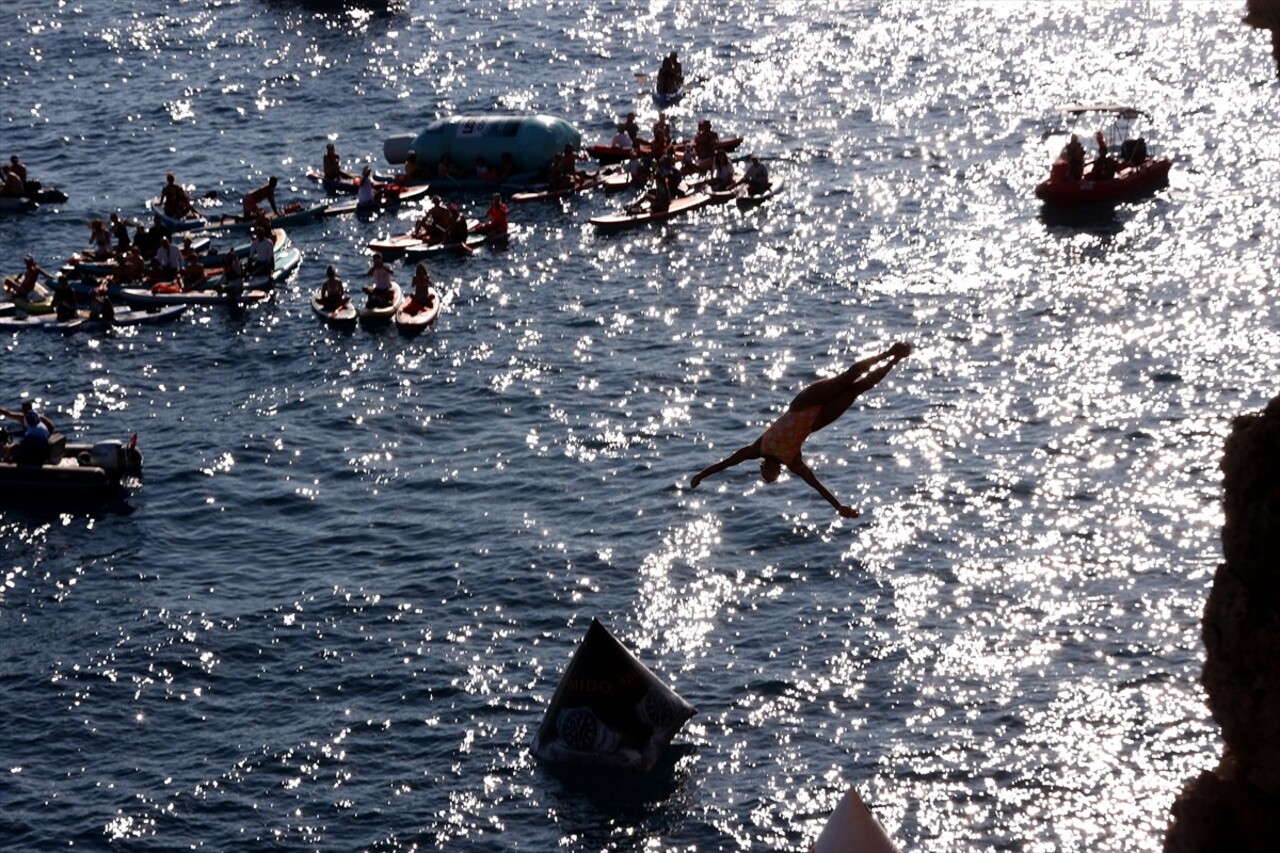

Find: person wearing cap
241;176;279;219
690;342;914;517
159;172;197;219
1;401;54;464
3;255;54;298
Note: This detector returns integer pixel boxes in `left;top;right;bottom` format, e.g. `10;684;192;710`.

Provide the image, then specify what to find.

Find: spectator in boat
88;218;114;261
181;253;207;291
1;408;51;465
241;176;279;219
8;156;29;186
437;153;465;180
1;164;25;197
1088;130;1117;180
549;145;582;192
407;264;435;314
319;265;347;310
4;255;54;298
739;155;771;195
322;142;354;182
109;212;136;252
356;166;381;207
1;400;54;434
691;342;912;517
651;114;671;158
445;204;469;244
248;228;274;277
220;250;246;296
610;124;635;152
474;193;508;236
621;112;642;146
114;245;145;283
693;120;719;167
657;152;683;197
51;276;78;322
496;152;516;183
159;173;197;219
474;157;496;180
155;234;184;278
1059;134;1085;180
709;150;737;192
656;51;683;95
88;283;114;324
363;253;396;309
397;150;420;184
628;175;671;215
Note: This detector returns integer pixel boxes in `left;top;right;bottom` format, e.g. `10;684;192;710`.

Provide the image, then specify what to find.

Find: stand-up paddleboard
812;787;899;853
310;291;357;329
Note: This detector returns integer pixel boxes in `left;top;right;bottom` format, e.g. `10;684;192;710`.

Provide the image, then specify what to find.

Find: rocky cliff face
1165;396;1280;852
1247;0;1280;75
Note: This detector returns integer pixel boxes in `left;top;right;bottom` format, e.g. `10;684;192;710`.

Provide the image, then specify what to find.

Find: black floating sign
533;617;696;771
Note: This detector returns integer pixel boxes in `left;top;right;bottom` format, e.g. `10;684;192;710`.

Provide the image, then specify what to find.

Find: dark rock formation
1165;396;1280;852
1246;0;1280;75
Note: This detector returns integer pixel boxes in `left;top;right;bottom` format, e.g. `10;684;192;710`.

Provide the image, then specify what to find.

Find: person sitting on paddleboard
248;228;274;278
159;172;197;219
319;265;347;310
363;253;395;309
407;264;435;315
690;342;913;517
356;166;381;208
739;155;770;195
220;251;246;297
709;150;736;192
89;283;114;323
4;255;54;297
241;176;279;219
323;143;354;182
609;124;635;152
51;276;78;322
475;193;508;236
445;204;469;244
621;112;642;146
155;234;185;279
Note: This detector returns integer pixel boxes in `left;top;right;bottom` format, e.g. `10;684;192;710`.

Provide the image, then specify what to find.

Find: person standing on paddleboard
690;342;912;517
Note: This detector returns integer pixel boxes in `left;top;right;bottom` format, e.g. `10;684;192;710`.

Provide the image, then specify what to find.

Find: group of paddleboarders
1;155;49;198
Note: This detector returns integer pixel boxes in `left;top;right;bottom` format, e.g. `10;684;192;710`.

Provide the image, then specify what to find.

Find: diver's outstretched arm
787;455;860;518
691;441;762;488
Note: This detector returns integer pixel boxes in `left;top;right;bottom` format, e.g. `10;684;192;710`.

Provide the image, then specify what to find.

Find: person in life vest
690;342;913;517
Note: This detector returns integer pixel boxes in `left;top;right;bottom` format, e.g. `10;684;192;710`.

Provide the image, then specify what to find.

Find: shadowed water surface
1;1;1277;850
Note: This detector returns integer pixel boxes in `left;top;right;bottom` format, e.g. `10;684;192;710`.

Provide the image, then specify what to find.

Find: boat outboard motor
90;438;143;479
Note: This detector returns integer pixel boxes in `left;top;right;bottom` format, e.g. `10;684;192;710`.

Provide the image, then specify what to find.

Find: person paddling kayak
690;342;913;517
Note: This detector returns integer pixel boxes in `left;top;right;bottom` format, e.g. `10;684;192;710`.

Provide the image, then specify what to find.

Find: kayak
590;191;714;233
394;288;441;334
358;282;403;326
199;201;327;233
0;304;187;333
321;183;431;217
310;290;357;329
736;176;784;209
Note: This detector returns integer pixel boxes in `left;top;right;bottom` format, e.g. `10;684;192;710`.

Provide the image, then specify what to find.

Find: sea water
2;1;1277;849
